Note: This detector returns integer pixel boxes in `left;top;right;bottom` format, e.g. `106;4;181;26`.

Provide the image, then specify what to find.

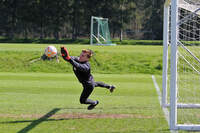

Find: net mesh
91;17;112;45
177;2;200;124
164;0;200;127
167;0;200;125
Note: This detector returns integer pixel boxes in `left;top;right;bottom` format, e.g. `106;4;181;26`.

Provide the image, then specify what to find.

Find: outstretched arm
60;46;89;72
61;46;71;61
69;58;90;72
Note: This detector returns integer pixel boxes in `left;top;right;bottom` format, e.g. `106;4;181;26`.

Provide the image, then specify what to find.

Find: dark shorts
79;81;110;104
79;83;94;104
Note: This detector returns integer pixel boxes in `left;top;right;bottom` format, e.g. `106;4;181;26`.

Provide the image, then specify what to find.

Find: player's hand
61;46;71;61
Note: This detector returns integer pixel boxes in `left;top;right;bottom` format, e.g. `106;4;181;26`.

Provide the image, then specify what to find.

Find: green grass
0;44;171;132
0;72;169;133
0;44;163;74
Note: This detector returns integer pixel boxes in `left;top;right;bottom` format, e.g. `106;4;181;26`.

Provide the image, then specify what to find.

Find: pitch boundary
152;75;178;133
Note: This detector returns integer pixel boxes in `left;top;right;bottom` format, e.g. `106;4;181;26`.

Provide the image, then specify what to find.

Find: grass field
0;44;163;74
0;72;169;133
0;44;170;133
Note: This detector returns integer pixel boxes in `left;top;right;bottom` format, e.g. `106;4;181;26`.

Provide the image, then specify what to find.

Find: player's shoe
87;101;99;110
109;85;116;93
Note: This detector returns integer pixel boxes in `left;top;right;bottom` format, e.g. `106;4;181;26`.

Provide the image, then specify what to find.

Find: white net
90;16;114;45
164;0;200;128
177;0;200;125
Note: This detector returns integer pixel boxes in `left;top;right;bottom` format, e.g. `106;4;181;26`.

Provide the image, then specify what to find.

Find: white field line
152;75;178;133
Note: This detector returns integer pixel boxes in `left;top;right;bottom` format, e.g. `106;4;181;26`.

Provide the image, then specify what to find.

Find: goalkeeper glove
61;46;71;61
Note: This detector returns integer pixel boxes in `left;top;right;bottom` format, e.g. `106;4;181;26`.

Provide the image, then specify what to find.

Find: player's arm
60;47;89;72
61;46;71;61
69;58;90;72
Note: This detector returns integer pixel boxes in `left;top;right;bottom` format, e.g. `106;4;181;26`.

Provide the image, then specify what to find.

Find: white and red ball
44;45;57;57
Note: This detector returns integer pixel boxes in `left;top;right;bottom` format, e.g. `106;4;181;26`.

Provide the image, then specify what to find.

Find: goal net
162;0;200;131
90;16;115;45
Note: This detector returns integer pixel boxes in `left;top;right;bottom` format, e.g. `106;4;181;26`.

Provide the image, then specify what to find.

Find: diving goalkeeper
61;47;116;110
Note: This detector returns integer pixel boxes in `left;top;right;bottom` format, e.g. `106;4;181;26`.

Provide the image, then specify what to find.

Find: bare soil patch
0;113;152;119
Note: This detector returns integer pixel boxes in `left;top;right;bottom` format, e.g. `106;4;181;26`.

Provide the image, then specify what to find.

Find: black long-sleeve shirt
69;56;94;84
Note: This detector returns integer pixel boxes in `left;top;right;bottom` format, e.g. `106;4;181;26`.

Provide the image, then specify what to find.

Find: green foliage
0;44;163;74
0;0;164;40
0;38;163;45
113;39;163;45
0;38;90;44
142;0;165;40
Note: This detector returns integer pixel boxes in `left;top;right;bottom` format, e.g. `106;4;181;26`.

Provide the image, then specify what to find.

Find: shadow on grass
0;118;79;124
10;108;61;133
0;107;169;133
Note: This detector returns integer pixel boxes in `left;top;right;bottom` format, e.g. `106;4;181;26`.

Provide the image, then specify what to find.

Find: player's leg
79;84;99;110
94;82;116;93
94;81;110;88
79;84;95;104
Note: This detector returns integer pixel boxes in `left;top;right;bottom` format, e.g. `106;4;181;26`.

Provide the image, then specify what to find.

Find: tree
142;0;165;40
0;0;18;39
47;0;70;40
0;0;165;41
70;0;86;40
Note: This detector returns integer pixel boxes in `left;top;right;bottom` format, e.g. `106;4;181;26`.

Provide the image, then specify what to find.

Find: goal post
90;16;116;46
162;0;170;108
162;0;200;131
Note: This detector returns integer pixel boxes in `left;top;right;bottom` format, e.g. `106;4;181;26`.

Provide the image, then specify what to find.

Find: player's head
79;49;93;62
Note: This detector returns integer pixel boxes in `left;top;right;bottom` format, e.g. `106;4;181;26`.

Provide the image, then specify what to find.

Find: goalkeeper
61;46;116;110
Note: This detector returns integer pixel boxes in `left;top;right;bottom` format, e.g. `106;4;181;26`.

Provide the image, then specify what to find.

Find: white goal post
162;0;200;131
90;16;116;46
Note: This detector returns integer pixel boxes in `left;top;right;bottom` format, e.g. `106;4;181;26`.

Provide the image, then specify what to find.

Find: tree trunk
120;29;123;41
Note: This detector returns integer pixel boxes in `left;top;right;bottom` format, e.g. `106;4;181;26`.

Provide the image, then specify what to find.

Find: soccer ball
44;45;57;58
